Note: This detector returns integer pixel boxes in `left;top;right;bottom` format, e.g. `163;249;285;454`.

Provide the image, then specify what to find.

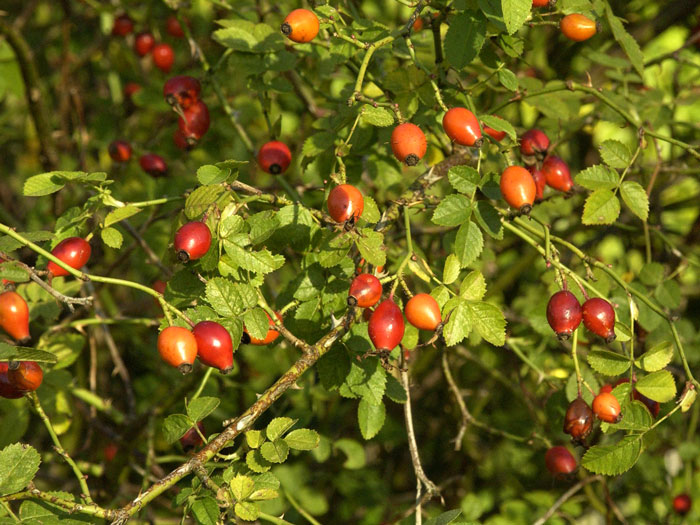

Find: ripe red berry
139;153;168;177
348;273;382;308
103;442;119;462
247;312;282;346
327;184;364;225
157;326;197;374
599;384;613;395
544;446;577;477
500;166;536;214
192;321;234;374
124;82;142;99
112;14;134;37
362;307;374;322
411;17;424;32
134;32;155;57
483;123;506;142
582;298;616;343
547;290;582;341
404;293;442;331
673;494;692;516
526;165;546;201
563;397;594;443
520;129;550;158
173;129;192;151
166;15;185;38
542;156;574;193
8;361;43;392
442;108;483;148
281;9;320;43
0;362;24;399
391;123;427;166
108;140;132;163
152;43;175;73
178;100;210;142
180;421;205;452
592;391;622;423
532;0;555;7
48;237;92;277
163;75;201;109
258;141;292;174
0;291;30;343
560;14;598;42
368;299;405;352
174;221;212;262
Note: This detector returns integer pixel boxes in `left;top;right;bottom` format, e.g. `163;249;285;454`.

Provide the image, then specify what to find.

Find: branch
532;476;603;525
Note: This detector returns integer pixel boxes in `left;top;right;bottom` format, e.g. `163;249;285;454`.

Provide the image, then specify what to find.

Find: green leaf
234;501;260;521
246;450;271;473
603;400;652;432
191;497;219;525
444;11;487;69
575;165;619;191
498;68;518;91
0;262;29;283
0;231;53;254
355;229;386;267
582;189;620;225
284;429;320;450
443;254;461;285
23;173;66;196
100;227;123;249
432;194;472;226
205;278;253;317
454;221;483;267
361;196;381;223
385;374;407;404
358;398;386;440
302;132;334;158
162;414;192;444
587;349;630;376
443;298;471;346
501;0;531;35
266;417;295;441
635;341;673;373
0;343;58;364
260;439;289;463
460;271;486;301
104;205;142;227
448;166;480;195
318;232;353;268
635;370;676;402
599;140;631;169
343;359;386;405
185;185;224;219
186;396;220;423
212;20;284;53
582;434;643;476
249;488;279;501
360;105;394;127
243;308;270;341
334;439;365;469
246;430;265;449
473;201;503;239
424;509;465;525
38;332;84;369
605;5;645;80
469;302;506;346
197;164;230;185
479;115;517;141
230;474;255;501
0;443;41;495
620;181;649;221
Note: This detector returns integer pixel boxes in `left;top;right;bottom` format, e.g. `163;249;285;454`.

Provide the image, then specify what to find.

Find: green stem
284;490;323;525
259;512;295;525
571;328;582;398
70;388;125;424
190;368;214;401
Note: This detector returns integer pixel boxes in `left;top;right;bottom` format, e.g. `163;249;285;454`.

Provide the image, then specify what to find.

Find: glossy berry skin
173;129;192;151
442;108;483;148
174;222;212;263
0;291;30;343
582;298;616;343
545;446;577;477
532;0;555;7
157;326;197;374
281;9;320;43
178;100;210;143
673;494;692;516
8;361;43;392
248;312;282;346
520;129;550;158
592;392;622;423
108;140;132;163
258;141;292;174
405;294;442;331
327;184;364;224
348;274;382;308
163;76;201;109
411;17;424;32
48;237;92;277
563;397;594;443
500;166;536;214
368;299;405;352
527;166;546;201
166;16;185;38
192;321;234;374
180;421;205;452
134;32;155;57
152;43;175;73
391;123;427;166
112;14;134;36
139;153;168;177
560;14;598;42
0;362;24;399
483;123;506;142
542;156;574;193
547;291;582;340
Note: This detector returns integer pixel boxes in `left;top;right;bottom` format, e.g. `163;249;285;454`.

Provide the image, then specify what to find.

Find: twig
440;352;469;450
532;476;603;525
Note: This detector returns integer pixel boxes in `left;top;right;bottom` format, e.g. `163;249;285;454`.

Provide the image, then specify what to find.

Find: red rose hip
442;108;482;147
547;290;582;340
152;43;175;73
48;237;92;277
0;362;24;399
258;141;292;174
112;14;134;36
563;397;594;443
139;153;168;177
178;100;210;142
592;391;622;423
404;293;441;331
520;129;549;159
134;32;155;57
527;165;546;201
0;291;30;343
8;361;43;392
673;494;692;516
542;156;574;193
281;9;320;43
500;166;536;214
582;298;615;343
368;299;405;351
157;326;197;374
327;184;364;225
192;321;234;374
545;446;577;477
163;75;201;109
348;274;382;308
391;123;427;166
108;140;132;163
174;221;212;262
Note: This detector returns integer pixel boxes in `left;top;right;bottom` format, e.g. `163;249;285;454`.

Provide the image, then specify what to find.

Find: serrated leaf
249;488;279;501
205;278;250;317
635;370;676;402
191;497;219;525
587;349;630;376
473;201;503;239
0;262;29;283
223;240;284;275
454;221;483;267
575;165;619;191
260;439;289;463
212;20;284;53
605;5;645;80
100;227;123;249
599;140;631;169
243;308;270;341
385;374;407;404
355;229;386;267
358;398;386;440
443;298;471;346
0;343;58;364
186;396;219;423
432;194;472;227
479;115;517;141
460;271;486;301
197;165;230;185
501;0;530;35
424;509;465;525
104;205;142;227
162;414;192;444
582;189;620;225
266;417;295;441
635;341;673;372
246;450;271;473
284;429;320;450
302;132;334;158
469;301;506;346
0;443;41;495
246;430;265;449
448;166;480;195
361;196;381;223
443;254;461;285
582;434;643;475
235;501;260;521
318;232;353;268
185;185;225;219
444;11;487;69
498;68;518;91
23;173;65;196
620;181;649;221
361;105;394;127
230;474;255;501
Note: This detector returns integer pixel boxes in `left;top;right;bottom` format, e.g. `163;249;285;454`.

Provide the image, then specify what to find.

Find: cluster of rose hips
111;13;182;73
